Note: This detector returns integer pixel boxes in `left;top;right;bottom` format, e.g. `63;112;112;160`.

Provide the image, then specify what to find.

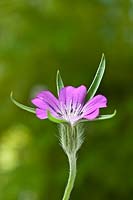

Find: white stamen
59;101;83;125
74;104;82;116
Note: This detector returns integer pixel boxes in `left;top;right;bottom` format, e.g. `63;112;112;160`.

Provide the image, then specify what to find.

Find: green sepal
94;110;116;121
80;110;116;123
10;92;36;114
87;54;105;99
47;110;66;124
56;70;64;96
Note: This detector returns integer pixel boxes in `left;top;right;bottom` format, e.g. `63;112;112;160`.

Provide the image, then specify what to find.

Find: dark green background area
0;1;132;200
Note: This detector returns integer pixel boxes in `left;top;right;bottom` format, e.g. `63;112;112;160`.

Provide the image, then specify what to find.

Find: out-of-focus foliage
0;0;132;200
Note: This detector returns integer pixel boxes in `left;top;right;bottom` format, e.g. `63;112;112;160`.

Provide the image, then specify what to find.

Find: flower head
31;85;107;126
10;54;116;125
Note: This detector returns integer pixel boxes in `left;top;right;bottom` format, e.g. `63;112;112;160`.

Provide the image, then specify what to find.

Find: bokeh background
0;1;133;200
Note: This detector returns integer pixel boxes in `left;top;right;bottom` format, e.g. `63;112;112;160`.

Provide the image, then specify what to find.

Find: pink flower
32;85;107;126
11;55;116;124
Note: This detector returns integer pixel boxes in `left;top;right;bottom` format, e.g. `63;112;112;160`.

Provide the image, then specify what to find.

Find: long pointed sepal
47;110;66;124
87;54;105;99
94;110;117;121
10;92;36;114
56;70;64;96
80;110;116;123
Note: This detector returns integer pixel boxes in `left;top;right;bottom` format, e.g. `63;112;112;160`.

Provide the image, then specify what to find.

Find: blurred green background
0;0;133;200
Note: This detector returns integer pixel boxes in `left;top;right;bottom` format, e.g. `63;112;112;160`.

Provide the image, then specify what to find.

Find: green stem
62;154;77;200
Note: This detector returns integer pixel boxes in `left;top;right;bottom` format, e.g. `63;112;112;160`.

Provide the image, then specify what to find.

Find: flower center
59;101;83;124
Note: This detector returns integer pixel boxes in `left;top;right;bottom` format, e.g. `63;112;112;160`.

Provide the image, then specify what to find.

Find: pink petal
83;109;99;120
36;108;47;119
83;95;107;112
37;91;59;110
32;98;47;110
82;95;107;119
32;90;59;112
59;85;87;108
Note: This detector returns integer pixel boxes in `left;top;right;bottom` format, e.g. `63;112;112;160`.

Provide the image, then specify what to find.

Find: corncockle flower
31;86;107;126
11;54;116;200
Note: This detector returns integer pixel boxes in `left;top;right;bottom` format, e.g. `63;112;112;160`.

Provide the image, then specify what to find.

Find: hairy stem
62;153;77;200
